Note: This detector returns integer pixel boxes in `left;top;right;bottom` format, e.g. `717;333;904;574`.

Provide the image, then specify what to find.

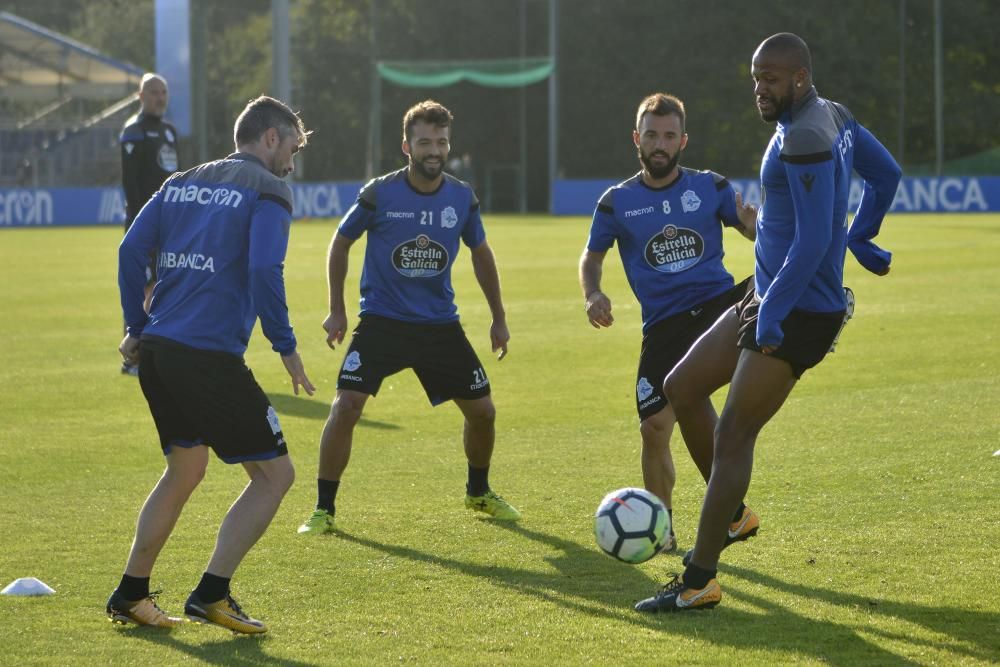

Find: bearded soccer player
580;93;758;554
635;33;901;613
108;96;314;633
297;100;519;536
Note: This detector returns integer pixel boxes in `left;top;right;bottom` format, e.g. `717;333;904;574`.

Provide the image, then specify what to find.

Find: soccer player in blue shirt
297;100;519;535
107;96;314;633
636;33;901;613
580;93;758;554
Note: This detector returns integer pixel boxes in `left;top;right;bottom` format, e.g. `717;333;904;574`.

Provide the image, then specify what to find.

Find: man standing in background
119;73;179;375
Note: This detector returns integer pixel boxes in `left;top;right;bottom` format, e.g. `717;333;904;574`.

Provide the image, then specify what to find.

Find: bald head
138;73;169;118
753;33;812;74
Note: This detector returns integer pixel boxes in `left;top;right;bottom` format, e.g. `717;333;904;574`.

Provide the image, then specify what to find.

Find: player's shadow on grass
117;627;321;666
721;563;1000;665
269;393;329;420
338;523;673;628
269;393;400;430
340;525;995;664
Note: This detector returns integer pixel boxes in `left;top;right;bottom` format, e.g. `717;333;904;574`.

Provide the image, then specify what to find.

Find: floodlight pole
272;0;294;174
272;0;291;105
367;0;380;180
547;0;558;213
933;0;943;176
518;0;528;213
897;0;905;168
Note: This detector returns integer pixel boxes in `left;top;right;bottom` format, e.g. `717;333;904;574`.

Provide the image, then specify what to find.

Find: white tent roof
0;11;144;101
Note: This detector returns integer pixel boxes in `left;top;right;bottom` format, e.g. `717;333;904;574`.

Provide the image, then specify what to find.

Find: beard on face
758;81;795;121
410;154;444;180
269;155;290;178
639;147;680;180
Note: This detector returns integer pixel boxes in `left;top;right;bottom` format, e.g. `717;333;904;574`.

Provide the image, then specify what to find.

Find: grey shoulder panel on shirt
182;158;293;212
442;172;479;208
707;169;730;191
781;96;854;160
358;169;408;210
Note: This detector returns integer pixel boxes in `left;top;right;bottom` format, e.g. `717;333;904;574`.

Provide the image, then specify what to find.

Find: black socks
466;465;490;497
683;562;717;590
317;478;340;514
194;572;231;604
117;574;149;601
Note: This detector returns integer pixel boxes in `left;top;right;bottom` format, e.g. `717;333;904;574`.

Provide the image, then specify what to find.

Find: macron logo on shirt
164;184;244;208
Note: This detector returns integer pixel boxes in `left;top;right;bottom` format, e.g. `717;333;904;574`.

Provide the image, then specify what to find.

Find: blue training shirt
337;168;485;323
587;167;742;332
119;152;298;356
755;87;901;347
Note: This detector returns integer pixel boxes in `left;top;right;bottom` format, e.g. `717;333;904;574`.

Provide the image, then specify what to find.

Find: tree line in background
7;0;997;209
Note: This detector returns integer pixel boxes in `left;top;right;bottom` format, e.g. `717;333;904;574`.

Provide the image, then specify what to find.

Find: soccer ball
594;487;669;564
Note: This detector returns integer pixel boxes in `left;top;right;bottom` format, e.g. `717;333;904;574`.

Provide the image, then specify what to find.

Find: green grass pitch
0;214;998;665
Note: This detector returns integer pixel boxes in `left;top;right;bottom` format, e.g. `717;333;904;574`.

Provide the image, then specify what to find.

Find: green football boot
465;490;521;521
297;509;336;535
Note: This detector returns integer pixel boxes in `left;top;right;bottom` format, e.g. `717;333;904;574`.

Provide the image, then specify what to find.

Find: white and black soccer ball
594;487;669;564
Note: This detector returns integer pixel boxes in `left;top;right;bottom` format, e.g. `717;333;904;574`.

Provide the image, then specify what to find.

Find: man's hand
119;334;140;365
281;351;315;396
323;311;348;350
491;319;510;360
585;291;614;328
735;192;758;240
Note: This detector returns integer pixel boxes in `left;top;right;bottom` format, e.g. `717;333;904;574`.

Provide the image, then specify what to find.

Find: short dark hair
233;96;309;148
635;93;686;132
402;100;453;142
757;33;812;73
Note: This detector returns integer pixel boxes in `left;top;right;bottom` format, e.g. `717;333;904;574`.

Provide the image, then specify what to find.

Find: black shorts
137;336;287;463
735;289;848;379
635;276;752;420
337;314;491;406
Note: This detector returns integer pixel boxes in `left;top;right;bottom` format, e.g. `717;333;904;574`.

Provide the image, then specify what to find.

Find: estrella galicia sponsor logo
392;234;449;277
164;184;243;208
644;224;704;273
386;210;415;219
624;205;655;218
343;351;361;372
680;189;702;213
0;190;53;225
441;206;458;228
158;251;215;272
637;377;654;401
